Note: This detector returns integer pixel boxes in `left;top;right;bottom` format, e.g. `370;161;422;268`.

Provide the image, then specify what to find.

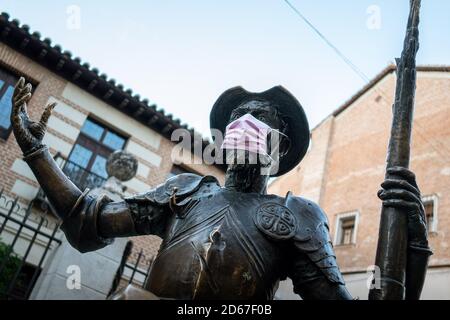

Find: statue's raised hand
11;77;56;155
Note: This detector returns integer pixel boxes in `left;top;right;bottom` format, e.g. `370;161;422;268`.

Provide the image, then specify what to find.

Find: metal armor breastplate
145;189;287;300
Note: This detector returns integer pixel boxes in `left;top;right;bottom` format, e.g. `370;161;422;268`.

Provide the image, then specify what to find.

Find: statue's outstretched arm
58;192;169;253
11;78;170;253
11;77;82;218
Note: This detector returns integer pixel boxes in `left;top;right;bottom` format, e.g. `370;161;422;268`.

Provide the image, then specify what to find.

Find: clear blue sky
2;0;449;136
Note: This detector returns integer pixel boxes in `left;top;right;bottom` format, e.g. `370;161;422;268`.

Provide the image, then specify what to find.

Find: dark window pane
68;144;93;168
339;217;355;245
91;155;108;178
0;85;14;129
424;201;434;232
103;131;125;150
341;226;354;245
63;162;85;187
424;202;433;215
0;68;19;139
81;119;104;141
67;118;127;189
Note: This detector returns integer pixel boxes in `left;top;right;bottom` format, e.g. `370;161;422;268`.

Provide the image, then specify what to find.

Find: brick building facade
270;65;450;299
0;13;224;298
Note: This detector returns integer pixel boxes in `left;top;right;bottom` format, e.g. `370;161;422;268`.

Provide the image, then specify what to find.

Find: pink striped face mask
221;113;284;163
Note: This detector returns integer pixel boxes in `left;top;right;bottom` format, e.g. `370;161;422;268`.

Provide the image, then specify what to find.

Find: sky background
2;0;449;137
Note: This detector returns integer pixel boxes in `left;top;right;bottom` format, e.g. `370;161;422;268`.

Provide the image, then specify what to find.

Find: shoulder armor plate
285;193;345;285
125;173;220;205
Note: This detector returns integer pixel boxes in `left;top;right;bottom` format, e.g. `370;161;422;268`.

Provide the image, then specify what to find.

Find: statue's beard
225;162;269;193
223;150;272;192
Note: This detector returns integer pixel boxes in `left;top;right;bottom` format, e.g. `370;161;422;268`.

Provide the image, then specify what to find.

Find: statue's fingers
11;104;25;131
29;122;47;141
14;93;32;108
417;202;427;224
39;102;56;127
387;166;418;188
12;88;31;124
382;199;419;211
14;77;25;89
13;82;30;100
381;179;420;196
13;77;25;97
13;83;32;103
387;166;415;179
377;189;383;198
19;104;32;126
11;92;22;119
378;188;421;204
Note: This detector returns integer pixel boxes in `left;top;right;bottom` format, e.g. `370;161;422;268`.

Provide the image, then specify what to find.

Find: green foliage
0;238;22;299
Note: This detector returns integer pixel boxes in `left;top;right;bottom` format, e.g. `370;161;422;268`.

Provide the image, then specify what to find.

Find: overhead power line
283;0;371;83
282;0;450;162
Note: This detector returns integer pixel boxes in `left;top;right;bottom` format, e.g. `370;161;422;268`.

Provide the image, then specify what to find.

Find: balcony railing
34;153;107;210
57;154;107;191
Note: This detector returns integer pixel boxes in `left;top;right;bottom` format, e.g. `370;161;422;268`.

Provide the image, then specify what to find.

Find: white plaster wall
62;83;161;150
275;268;450;300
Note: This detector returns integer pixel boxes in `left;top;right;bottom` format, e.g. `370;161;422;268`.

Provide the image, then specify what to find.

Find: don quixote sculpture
10;0;431;300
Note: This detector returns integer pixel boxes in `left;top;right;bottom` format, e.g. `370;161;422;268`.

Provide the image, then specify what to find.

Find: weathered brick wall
269;116;335;203
269;70;450;273
321;74;395;273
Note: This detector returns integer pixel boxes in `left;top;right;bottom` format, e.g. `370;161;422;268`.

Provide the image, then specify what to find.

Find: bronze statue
10;81;430;300
9;0;431;300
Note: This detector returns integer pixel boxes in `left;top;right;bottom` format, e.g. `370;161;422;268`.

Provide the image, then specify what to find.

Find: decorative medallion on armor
254;203;297;240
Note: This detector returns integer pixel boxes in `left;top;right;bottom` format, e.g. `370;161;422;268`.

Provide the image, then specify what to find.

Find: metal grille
108;241;153;297
0;189;61;300
33;153;106;212
57;153;107;191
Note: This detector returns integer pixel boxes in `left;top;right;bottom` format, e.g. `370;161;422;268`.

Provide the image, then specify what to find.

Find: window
64;118;127;190
422;195;438;234
0;67;19;140
340;219;355;245
334;212;359;246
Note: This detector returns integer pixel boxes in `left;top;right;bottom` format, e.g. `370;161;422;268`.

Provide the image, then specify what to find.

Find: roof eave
0;13;223;170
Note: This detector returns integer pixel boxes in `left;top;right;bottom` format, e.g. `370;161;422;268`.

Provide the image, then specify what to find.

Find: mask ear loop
268;129;291;160
258;130;289;176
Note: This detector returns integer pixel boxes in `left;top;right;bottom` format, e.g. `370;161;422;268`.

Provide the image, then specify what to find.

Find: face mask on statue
221;113;287;165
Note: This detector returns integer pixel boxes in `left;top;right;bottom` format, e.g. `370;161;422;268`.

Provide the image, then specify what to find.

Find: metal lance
370;0;421;300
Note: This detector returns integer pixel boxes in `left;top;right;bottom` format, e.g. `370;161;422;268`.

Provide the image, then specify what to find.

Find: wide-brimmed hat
210;86;310;177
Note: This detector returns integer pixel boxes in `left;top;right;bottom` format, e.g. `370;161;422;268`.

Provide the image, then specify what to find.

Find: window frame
333;211;360;246
0;67;19;140
79;117;128;152
0;63;38;141
67;117;128;179
422;194;439;234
